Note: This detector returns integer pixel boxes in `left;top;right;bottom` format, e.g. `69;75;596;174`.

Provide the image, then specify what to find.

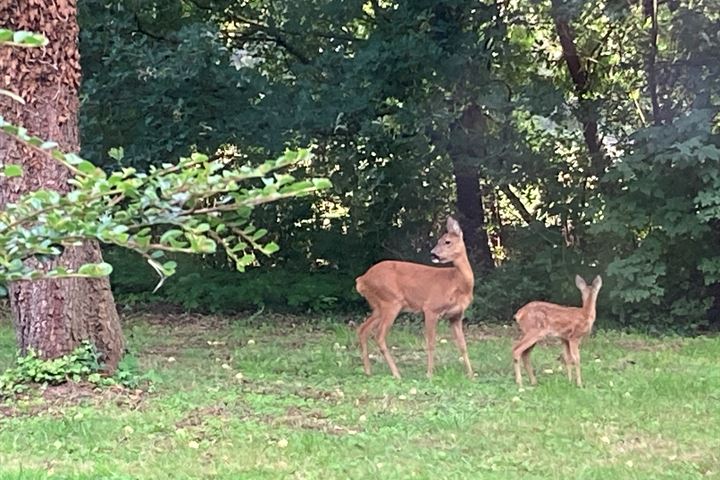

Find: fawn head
430;217;466;264
575;275;603;304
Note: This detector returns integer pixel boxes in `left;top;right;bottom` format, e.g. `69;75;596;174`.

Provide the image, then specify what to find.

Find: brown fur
355;217;474;379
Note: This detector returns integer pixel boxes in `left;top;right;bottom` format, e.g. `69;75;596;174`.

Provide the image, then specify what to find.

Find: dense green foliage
2;315;719;477
106;248;359;313
77;0;720;330
1;28;330;292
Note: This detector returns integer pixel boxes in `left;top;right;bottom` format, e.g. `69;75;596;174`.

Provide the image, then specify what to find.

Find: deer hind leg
375;303;403;379
449;315;473;378
357;313;380;375
423;310;440;379
568;338;582;387
521;344;537;386
512;333;542;386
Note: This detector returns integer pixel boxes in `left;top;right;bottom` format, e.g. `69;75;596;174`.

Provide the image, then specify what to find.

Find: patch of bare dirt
177;400;361;436
125;312;233;328
241;379;346;403
0;381;146;418
273;406;360;435
175;404;236;428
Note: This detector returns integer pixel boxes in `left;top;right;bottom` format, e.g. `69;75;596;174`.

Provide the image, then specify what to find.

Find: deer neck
451;250;475;293
582;289;600;325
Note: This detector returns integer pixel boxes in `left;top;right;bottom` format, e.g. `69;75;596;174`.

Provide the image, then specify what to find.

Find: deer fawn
512;275;602;387
355;217;475;379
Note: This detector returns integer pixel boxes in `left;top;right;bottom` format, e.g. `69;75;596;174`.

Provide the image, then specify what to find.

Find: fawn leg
423;310;440;378
568;338;582;387
561;339;573;383
375;304;402;379
521;344;537;386
450;315;473;378
512;333;542;386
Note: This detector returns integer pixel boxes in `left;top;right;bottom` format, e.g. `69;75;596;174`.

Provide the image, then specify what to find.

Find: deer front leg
568;338;582;387
423;311;439;378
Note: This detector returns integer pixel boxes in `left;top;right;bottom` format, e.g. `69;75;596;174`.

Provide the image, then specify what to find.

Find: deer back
356;260;473;315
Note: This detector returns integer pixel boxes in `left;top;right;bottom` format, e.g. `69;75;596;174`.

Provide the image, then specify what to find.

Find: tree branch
644;0;662;125
500;184;535;225
132;13;178;44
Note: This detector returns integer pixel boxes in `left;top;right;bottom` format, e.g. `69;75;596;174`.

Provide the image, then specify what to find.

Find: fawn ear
446;216;463;237
592;275;603;289
575;275;587;290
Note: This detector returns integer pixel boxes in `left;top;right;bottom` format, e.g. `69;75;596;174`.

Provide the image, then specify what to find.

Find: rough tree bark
0;0;124;370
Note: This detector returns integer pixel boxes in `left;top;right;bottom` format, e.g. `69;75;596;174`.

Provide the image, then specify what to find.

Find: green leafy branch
0;115;331;291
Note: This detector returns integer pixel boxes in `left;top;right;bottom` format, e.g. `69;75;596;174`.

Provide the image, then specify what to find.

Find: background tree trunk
452;166;494;272
0;0;124;370
448;105;494;272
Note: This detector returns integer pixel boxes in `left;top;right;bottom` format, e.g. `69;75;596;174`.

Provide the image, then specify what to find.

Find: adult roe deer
355;216;474;379
512;275;602;387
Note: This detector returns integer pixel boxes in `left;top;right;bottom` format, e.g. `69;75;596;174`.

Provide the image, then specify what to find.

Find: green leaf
77;262;113;277
312;178;333;189
77;160;98;175
12;31;47;46
3;164;23;177
237;254;255;268
251;229;268;241
162;261;177;274
261;241;280;255
108;146;125;161
159;229;184;244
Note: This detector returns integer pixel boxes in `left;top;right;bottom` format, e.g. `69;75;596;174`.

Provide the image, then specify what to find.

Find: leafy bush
0;342;99;394
106;248;361;313
0;342;147;395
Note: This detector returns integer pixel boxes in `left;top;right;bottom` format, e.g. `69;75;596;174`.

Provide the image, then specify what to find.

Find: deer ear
592;275;603;289
446;216;463;237
575;275;587;290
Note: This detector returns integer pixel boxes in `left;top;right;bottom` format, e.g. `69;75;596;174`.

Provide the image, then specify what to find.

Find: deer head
430;217;466;264
575;275;603;305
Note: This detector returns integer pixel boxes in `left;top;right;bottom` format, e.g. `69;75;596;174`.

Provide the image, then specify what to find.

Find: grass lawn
0;312;719;479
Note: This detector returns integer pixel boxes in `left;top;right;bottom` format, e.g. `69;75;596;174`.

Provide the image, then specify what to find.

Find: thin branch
500;185;535;225
644;0;662;125
132;13;178;44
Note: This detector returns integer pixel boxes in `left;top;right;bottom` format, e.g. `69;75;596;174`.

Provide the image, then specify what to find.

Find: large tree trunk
0;0;124;371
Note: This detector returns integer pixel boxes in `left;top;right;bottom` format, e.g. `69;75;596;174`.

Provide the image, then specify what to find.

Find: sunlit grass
0;313;718;479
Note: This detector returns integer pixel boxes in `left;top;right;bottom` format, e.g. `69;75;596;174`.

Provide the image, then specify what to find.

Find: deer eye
444;240;451;245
